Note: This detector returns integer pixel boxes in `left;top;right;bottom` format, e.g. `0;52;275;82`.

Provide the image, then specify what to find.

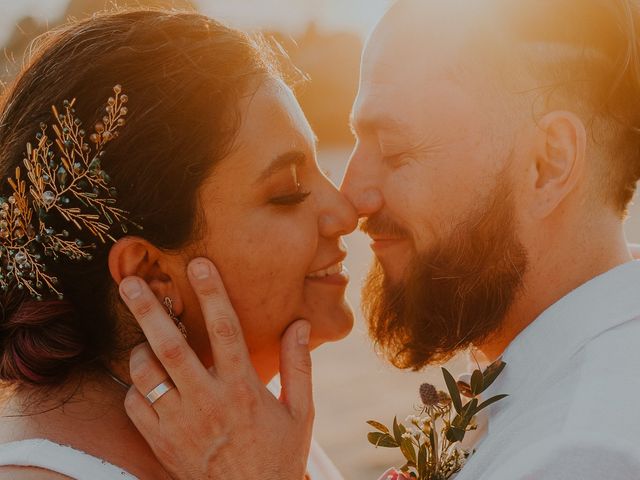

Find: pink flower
378;468;413;480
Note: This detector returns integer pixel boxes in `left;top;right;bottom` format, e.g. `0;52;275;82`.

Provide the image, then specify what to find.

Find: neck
478;212;631;361
0;370;170;479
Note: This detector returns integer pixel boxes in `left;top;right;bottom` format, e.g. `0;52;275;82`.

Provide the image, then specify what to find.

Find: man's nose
340;152;384;218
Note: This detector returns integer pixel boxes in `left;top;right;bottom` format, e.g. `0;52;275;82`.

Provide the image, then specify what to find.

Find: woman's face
180;78;357;381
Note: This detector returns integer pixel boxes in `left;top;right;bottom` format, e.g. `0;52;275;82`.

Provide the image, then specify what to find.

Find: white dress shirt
456;260;640;480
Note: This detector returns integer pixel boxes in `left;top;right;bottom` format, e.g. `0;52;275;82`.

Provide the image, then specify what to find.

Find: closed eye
270;190;311;206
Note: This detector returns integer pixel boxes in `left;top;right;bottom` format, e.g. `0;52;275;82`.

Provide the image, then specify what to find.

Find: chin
310;300;355;348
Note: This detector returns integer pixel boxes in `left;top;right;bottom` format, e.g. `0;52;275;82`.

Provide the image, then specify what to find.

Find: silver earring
163;296;188;339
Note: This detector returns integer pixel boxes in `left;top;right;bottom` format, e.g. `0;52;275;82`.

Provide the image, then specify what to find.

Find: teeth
307;262;343;279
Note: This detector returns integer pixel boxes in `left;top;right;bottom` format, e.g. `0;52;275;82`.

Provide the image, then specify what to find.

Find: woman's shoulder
0;465;71;479
0;439;137;480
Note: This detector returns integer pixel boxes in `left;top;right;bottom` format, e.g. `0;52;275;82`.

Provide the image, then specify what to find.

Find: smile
306;261;349;285
307;262;344;279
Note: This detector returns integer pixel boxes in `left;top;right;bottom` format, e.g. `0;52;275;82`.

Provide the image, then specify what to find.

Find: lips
306;261;345;279
306;254;349;286
370;236;408;249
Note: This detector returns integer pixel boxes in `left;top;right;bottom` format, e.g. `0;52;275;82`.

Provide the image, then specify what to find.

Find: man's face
341;3;529;368
343;15;509;281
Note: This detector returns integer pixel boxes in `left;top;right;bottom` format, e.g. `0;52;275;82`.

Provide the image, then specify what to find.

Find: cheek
211;224;316;352
385;157;490;247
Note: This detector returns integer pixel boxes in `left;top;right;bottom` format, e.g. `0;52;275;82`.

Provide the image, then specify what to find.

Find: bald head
362;0;498;89
359;0;640;214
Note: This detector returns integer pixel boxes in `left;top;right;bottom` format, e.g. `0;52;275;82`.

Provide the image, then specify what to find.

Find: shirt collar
489;260;640;398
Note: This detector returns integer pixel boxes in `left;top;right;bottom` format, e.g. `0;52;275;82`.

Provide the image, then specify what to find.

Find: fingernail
190;259;210;279
297;323;310;345
121;278;142;300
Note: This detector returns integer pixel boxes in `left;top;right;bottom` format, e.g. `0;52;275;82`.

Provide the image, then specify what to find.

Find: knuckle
130;356;154;385
225;352;242;369
132;300;155;319
298;353;313;372
212;317;240;344
231;380;259;408
123;390;139;413
291;355;313;378
197;282;220;298
156;339;186;365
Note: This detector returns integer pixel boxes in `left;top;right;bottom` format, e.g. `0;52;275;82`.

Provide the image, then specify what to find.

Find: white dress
0;379;343;480
0;438;136;479
0;432;342;480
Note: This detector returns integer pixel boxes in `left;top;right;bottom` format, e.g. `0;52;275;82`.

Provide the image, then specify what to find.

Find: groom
122;0;640;478
340;0;640;477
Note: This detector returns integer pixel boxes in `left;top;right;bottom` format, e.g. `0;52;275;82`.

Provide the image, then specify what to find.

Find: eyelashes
269;164;311;206
269;189;311;206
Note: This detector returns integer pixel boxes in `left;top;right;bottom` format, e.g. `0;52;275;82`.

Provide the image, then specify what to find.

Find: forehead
353;1;500;131
238;78;315;149
354;41;474;135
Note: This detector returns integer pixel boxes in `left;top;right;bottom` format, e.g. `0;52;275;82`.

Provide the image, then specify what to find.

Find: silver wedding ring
145;380;175;405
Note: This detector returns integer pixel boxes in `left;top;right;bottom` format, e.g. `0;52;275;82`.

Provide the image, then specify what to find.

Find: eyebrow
256;150;307;183
349;111;410;137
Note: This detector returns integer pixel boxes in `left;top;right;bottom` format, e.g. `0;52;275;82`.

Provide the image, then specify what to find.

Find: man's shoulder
484;433;640;480
546;314;640;436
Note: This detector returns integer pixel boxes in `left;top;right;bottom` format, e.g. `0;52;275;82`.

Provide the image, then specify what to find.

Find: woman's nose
318;183;358;238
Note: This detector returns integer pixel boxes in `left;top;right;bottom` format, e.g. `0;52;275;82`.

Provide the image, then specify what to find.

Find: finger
279;320;314;422
120;276;209;391
129;342;180;412
187;258;256;382
124;384;159;429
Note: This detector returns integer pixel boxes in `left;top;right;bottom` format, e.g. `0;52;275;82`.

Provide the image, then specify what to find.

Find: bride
0;8;356;479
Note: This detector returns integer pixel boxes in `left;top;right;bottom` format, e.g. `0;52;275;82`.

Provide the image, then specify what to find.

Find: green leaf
479;360;506;394
460;398;478;429
366;420;390;434
476;394;509;413
418;444;428;479
442;367;462;414
367;431;399;448
470;369;484;396
400;437;417;465
445;426;465;443
393;416;403;444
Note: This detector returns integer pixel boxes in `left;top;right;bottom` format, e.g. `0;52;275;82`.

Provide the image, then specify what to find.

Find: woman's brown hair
0;9;279;385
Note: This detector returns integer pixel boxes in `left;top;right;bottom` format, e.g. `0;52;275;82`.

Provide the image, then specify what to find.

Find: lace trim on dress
0;438;137;479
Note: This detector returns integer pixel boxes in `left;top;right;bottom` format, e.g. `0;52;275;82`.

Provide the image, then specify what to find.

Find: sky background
0;0;392;45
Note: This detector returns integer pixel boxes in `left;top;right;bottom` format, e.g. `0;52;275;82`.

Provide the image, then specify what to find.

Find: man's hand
119;257;314;480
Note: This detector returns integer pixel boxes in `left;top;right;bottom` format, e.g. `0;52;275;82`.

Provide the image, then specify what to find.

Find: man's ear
529;110;586;218
108;236;183;314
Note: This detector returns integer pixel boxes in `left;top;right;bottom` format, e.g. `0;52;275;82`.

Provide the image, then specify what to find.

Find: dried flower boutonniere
367;359;507;480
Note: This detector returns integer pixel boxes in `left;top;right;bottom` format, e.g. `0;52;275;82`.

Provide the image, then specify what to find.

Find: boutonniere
367;359;507;480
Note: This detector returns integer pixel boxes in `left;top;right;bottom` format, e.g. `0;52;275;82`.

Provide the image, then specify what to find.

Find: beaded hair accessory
0;85;139;300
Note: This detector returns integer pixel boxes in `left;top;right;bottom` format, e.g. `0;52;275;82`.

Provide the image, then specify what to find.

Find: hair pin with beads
0;85;141;300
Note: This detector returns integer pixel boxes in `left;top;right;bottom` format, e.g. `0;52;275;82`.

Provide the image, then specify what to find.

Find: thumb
279;320;314;422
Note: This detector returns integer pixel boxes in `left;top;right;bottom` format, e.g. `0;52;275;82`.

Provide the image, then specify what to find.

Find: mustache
359;214;410;238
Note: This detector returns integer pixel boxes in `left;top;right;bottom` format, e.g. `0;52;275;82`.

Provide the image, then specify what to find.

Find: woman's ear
108;237;183;313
